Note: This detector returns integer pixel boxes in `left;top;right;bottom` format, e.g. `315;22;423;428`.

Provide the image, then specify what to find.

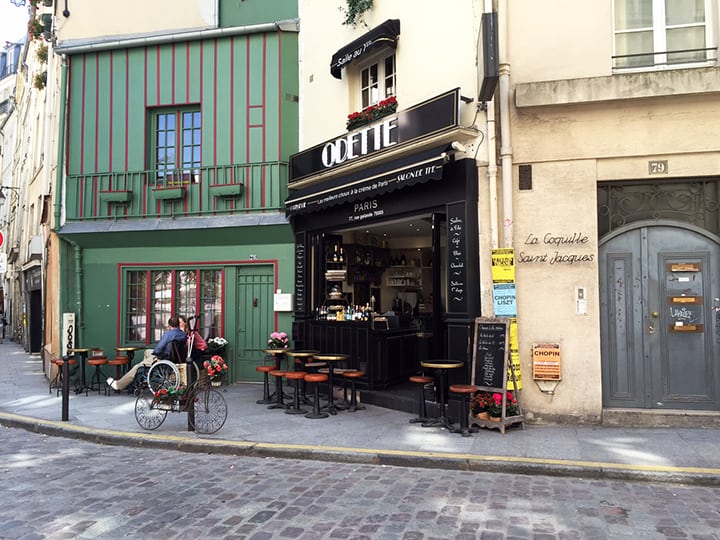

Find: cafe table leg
421;369;455;430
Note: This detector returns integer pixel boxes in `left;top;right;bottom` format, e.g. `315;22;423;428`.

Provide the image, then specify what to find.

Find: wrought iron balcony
64;161;289;222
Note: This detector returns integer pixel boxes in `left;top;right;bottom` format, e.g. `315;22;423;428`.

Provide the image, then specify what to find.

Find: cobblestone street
2;426;719;539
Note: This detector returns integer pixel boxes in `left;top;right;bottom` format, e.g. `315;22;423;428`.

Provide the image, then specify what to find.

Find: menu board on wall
294;233;306;314
447;202;467;313
471;317;509;391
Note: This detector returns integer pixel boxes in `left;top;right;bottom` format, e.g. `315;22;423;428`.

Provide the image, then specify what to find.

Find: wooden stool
268;370;288;409
342;371;366;412
304;373;329;419
408;375;434;424
255;365;274;404
87;355;109;395
49;357;76;396
449;384;479;437
107;356;129;380
284;371;308;415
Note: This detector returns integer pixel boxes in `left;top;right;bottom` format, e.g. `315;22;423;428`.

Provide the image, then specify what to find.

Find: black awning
285;146;446;216
330;19;400;79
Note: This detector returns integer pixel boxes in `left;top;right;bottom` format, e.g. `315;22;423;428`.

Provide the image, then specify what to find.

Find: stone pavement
1;341;719;485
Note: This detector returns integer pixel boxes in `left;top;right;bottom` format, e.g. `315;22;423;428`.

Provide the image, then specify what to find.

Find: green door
235;266;274;381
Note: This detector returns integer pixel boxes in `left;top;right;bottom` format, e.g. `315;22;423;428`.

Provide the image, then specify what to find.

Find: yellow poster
491;248;515;283
507;318;522;389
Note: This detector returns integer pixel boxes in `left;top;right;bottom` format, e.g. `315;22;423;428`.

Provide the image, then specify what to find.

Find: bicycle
134;317;228;434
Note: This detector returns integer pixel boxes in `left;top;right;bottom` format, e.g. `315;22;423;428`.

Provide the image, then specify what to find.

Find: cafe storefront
286;89;482;394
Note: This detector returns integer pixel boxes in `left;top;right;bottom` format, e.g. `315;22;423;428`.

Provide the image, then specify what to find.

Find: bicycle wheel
190;388;228;434
146;360;180;394
134;388;167;430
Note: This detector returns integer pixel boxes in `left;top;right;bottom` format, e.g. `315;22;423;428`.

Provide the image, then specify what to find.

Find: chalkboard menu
447;202;467;313
294;233;306;313
471;317;509;390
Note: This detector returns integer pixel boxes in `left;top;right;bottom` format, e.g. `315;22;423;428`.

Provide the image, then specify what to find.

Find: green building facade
55;4;299;383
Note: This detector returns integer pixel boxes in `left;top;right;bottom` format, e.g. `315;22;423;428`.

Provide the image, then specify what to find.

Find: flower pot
474;411;490;420
489;415;502;422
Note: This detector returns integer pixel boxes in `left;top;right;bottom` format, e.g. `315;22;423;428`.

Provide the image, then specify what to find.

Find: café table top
69;347;97;353
285;350;319;358
314;353;349;363
421;359;464;370
115;346;144;352
263;348;291;355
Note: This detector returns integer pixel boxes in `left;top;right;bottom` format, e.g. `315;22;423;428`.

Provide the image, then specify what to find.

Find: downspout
497;0;514;248
53;55;83;344
484;0;498;249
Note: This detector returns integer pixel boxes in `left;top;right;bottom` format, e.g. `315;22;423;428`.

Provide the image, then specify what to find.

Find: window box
209;183;244;198
99;190;132;203
152;186;185;200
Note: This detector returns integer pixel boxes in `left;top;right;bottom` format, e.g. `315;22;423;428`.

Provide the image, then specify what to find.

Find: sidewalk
1;341;719;485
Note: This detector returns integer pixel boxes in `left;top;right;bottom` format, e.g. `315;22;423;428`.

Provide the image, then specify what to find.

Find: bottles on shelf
316;303;373;321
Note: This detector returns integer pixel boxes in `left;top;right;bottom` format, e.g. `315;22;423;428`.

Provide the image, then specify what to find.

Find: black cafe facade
286;88;482;395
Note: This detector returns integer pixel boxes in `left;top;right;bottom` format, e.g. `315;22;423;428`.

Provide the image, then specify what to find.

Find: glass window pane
151;270;172;342
167;114;176;129
200;270;222;339
193;130;201;145
126;271;147;343
667;26;706;62
615;0;653;30
615;30;654;67
666;0;704;25
183;130;192;146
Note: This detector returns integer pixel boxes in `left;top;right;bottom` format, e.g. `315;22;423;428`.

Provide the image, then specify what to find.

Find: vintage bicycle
134;317;228;434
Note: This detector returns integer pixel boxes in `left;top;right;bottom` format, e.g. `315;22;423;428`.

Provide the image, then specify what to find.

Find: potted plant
471;391;493;420
488;391;519;420
206;336;228;354
203;354;228;386
36;43;48;64
346;96;398;131
267;331;289;349
33;71;47;90
28;17;44;41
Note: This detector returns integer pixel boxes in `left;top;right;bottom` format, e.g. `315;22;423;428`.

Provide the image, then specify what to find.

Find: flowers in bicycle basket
204;354;228;379
206;336;228;353
267;331;289;349
153;385;186;401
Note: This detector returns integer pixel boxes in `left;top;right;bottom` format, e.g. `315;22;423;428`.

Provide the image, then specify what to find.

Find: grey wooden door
600;223;720;410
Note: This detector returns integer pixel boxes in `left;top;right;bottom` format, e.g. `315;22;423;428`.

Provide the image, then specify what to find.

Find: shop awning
330;19;400;79
285;146;446;216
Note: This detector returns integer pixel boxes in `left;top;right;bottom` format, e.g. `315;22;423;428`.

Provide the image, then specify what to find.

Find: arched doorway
599;221;720;410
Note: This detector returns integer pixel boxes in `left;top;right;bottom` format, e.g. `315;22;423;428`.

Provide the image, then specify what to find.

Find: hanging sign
532;343;562;381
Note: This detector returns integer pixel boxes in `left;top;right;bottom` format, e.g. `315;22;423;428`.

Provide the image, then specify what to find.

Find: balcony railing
65;161;289;222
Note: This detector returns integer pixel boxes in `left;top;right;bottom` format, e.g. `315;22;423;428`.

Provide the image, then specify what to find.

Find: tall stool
304;373;329;419
268;369;288;409
342;371;366;412
255;365;274;404
408;375;434;424
449;384;479;437
87;355;109;395
284;371;308;415
107;356;129;381
49;357;76;396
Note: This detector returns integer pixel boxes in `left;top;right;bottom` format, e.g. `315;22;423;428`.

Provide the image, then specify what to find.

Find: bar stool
342;371;365;412
49;357;76;396
107;355;129;381
408;375;434;424
255;365;274;404
304;373;329;419
268;369;288;409
449;384;479;437
87;354;109;395
284;371;308;415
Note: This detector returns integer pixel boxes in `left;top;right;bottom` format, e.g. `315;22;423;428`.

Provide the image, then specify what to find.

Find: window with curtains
150;107;202;184
124;268;223;343
359;53;396;109
613;0;714;69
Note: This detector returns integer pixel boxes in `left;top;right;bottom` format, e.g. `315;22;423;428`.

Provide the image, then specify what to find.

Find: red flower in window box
346;96;398;131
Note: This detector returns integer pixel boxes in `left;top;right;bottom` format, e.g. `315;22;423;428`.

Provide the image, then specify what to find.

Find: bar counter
306;319;420;390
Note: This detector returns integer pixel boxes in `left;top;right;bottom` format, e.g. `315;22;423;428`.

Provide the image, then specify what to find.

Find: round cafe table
69;347;98;395
115;346;144;374
420;359;464;430
313;354;349;415
263;348;294;401
285;350;320;404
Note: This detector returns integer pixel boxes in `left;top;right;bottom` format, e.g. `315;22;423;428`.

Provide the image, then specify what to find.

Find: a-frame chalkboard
469;317;524;433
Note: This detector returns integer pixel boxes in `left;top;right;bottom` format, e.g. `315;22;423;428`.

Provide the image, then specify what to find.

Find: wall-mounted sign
493;282;516;317
532;343;561;381
668;263;700;272
62;313;75;357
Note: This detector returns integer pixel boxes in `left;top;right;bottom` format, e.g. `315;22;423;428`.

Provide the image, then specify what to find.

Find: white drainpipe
497;0;513;248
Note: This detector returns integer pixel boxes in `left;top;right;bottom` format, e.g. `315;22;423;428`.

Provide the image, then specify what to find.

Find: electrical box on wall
273;291;293;312
575;286;587;315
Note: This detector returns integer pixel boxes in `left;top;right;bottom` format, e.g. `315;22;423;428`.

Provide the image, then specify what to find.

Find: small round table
286;350;320;404
69;347;98;395
115;346;144;374
313;354;349;415
263;348;291;370
420;359;464;430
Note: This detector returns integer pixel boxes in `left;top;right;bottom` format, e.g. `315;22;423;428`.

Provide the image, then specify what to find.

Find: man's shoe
106;377;119;391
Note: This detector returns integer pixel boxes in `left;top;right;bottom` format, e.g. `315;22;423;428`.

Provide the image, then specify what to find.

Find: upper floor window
360;54;396;109
613;0;715;69
150;107;201;184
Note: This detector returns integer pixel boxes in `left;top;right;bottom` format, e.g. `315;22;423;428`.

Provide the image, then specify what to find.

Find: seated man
107;316;186;391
